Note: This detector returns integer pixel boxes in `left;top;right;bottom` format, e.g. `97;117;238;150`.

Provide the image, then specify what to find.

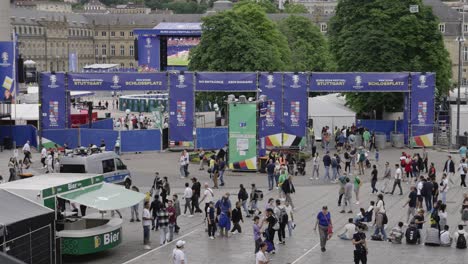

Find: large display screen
167;37;200;66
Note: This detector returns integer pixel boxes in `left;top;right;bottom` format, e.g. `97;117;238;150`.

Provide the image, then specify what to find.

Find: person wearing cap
172;240;186;264
255;242;270;264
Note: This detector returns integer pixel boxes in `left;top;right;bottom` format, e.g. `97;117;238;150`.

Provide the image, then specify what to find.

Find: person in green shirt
362;130;371;149
278;169;288;200
354;175;362;205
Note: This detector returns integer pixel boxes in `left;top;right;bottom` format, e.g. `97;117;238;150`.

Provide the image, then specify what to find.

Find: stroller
295;158;306;176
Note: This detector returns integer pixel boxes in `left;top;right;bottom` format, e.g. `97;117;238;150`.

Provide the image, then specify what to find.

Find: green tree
189;2;291;71
278;15;334;72
328;0;452;115
284;3;308;14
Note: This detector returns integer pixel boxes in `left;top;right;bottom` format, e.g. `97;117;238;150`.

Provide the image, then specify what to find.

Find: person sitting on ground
454;224;468;249
424;224;441;246
388;222;404;244
405;221;421;245
338;218;356;240
440;225;452;247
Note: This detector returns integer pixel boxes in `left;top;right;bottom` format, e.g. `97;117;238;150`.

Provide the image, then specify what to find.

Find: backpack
254;190;263;201
331;158;338;167
456;233;467;249
240;190;248;201
382;213;388;225
344;152;350;159
430;211;440;225
359;153;366;162
405;227;418;244
272;215;280;230
462;208;468;221
279;207;288;224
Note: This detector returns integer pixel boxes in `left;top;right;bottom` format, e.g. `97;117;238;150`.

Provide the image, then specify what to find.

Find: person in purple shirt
253;216;264;253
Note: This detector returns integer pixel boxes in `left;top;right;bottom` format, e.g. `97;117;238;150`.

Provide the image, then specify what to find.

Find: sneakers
210;236;215;239
347;211;353;214
130;219;135;222
355;201;360;205
340;210;345;213
188;215;194;218
144;245;151;250
231;231;238;235
136;219;141;222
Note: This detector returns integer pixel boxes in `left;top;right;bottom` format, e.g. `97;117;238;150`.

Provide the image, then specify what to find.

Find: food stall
0;174;145;255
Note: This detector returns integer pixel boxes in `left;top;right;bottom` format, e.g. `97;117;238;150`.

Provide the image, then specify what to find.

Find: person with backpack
440;225;452;247
357;147;366;175
281;175;295;209
458;158;467;188
454;224;467;249
238;184;250;217
230;201;244;235
200;183;214;220
314;206;332;252
405;221;421;245
373;194;387;241
250;184;262;216
216;193;232;238
274;199;287;244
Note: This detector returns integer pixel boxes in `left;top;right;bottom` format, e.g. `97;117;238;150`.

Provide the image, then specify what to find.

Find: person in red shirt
167;200;177;243
404;155;413;183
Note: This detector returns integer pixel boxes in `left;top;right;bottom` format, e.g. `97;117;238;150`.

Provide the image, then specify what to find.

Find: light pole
457;12;465;147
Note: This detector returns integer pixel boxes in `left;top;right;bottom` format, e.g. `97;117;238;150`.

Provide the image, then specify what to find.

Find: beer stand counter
0;173;145;255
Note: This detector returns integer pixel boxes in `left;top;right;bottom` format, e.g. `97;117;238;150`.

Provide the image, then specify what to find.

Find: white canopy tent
308;93;356;140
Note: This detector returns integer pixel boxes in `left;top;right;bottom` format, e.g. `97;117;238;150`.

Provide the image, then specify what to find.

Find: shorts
417;195;423;202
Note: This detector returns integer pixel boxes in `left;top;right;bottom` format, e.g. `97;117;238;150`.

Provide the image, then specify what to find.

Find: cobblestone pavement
2;146;467;264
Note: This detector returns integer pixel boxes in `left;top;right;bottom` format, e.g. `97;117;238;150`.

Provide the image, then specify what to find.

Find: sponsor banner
169;73;194;142
410;72;435;142
228;103;257;171
40;73;66;129
258;72;283;147
137;36;159;70
68;73;167;91
0;41;15;102
310;73;409;92
283;73;308;139
61;227;122;255
195;72;257;91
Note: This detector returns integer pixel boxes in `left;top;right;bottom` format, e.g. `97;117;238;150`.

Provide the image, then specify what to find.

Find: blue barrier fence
357;119;404;140
121;130;161;152
42;128;161;152
196;127;228;150
0;125;38;147
79;118;114;130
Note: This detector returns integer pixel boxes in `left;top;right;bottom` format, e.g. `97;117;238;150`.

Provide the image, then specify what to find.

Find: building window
464;46;468;62
102;44;107;55
111;31;115;37
129;62;134;68
320;23;328;33
464;24;468;33
120;31;125;37
129;31;134;37
439;23;445;33
111;45;115;56
102;31;107;37
95;31;98;36
34;27;37;34
95;44;98;55
129;45;134;56
120;45;125;56
120;63;125;68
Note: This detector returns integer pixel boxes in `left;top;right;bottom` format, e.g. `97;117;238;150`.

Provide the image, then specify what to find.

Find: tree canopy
328;0;452;115
278;15;334;72
189;2;291;71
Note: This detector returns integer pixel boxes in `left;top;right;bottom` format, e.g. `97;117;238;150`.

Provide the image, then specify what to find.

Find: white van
59;151;132;188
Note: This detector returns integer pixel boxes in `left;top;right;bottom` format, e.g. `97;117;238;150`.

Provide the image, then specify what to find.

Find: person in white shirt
453;224;468;247
338;218;356;240
183;183;193;217
22;140;31;164
41;147;47;168
440;173;449;204
142;201;153;249
199;183;214;219
179;153;187;178
255;242;269;264
284;201;294;237
390;164;403;195
46;153;53;173
440;225;452;247
172;240;187;264
458;158;467;188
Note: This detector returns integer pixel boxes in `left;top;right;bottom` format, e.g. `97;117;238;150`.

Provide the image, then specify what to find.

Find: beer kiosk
0;174;145;255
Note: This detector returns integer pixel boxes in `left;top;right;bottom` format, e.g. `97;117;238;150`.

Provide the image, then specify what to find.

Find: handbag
323;212;333;236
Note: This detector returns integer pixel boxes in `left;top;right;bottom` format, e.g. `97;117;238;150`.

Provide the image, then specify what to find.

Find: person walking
172;240;187;264
250;184;262;216
371;165;378;194
191;177;202;213
200;183;215;219
422;177;434;212
341;178;353;214
440;173;449;204
238;184;250;217
310;153;320;180
8;158;17;182
142;201;153;250
167;200;176;243
443;155;456;185
422;147;429;173
403;186;418;224
230;201;244;234
338;173;348;207
114;137;121;155
354;174;362;205
217;193;232;237
206;201;216;239
373;194;387;241
253;216;264;253
198;148;206;170
161;176;171;205
179;152;187;178
212;158;220;189
173;195;181;233
344;150;351;174
380;162;392;194
22;140;32;165
458;158;467;188
41;147;47;168
266;159;276;191
281;175;295;209
183;149;190;177
264;208;277;254
158;204;170;246
218;158;226;186
357;147;366;175
130;186;141;222
323;152;331;181
390;164;403;195
274;199;287;244
183;183;193;217
362;129;371;149
150;195;161;230
314;206;332;252
352;226;368;264
331;154;339;182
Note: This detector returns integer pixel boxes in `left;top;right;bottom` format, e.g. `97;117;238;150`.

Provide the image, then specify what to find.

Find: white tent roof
4;104;39;121
309;93;356;117
83;64;119;70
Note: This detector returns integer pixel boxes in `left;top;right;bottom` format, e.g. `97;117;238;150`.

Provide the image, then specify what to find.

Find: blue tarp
42;129;79;148
121;130;161;152
80;129;118;151
0;125;38;147
196;127;228;150
357;120;404;140
79;118;114;130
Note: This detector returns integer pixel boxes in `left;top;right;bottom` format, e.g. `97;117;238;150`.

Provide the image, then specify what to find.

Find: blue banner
137;36;160;71
195;72;257;91
0;41;15;102
169;72;194;143
283;73;308;144
40;73;66;129
410;72;435;146
68;73;167;91
258;72;283;147
310;73;409;92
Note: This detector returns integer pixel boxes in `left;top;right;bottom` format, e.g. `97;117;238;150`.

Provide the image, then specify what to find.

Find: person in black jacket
422;178;434;212
443;155;455;184
230;201;244;234
282;175;295;209
323;151;332;181
150;195;162;230
191;177;202;213
238;184;250;217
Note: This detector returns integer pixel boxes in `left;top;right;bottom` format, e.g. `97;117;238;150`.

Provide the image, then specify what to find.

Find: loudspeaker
160;36;167;71
17;55;24;83
87;101;93;128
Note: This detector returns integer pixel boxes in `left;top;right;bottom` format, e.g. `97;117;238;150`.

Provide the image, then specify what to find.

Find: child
388;222;404;244
207;202;216;239
172;194;181;233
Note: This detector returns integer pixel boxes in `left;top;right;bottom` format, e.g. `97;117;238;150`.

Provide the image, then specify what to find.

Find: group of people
114;112;155;130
